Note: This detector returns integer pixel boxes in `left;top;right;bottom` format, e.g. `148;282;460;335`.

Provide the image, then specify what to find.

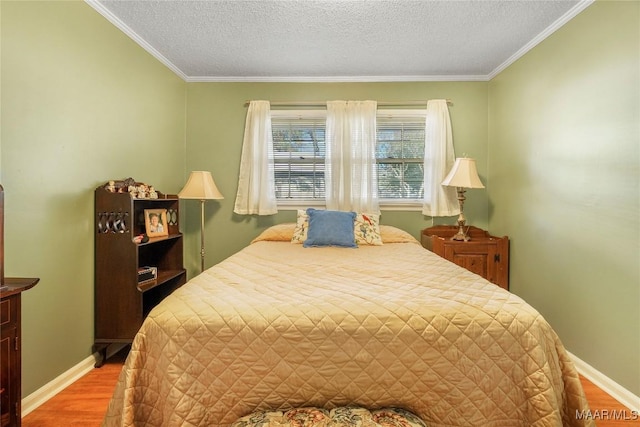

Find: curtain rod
244;100;452;107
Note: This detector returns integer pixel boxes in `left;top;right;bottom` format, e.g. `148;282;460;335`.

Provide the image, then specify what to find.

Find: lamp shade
441;158;485;189
178;171;224;200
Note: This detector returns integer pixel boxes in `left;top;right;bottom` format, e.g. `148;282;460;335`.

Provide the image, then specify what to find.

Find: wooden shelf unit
93;181;186;367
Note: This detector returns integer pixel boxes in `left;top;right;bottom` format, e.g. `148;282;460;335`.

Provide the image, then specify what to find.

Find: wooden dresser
0;186;39;427
421;225;509;290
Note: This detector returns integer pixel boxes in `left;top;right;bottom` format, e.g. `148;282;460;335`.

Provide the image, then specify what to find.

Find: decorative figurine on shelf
149;186;158;199
122;177;136;190
137;185;147;199
106;178;158;199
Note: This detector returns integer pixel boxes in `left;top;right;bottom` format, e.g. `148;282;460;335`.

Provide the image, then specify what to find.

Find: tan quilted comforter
103;226;593;427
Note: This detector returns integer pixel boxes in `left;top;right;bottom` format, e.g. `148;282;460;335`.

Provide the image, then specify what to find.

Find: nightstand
421;225;509;290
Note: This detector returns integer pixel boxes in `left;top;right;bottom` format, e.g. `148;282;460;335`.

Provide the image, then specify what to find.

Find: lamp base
451;187;471;241
451;226;471;241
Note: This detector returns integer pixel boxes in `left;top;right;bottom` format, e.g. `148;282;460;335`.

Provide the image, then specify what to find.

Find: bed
103;222;593;427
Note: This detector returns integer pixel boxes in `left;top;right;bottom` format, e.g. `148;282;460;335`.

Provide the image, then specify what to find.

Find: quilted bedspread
103;226;593;427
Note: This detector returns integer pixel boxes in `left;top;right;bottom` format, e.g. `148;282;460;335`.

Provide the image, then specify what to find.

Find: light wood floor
22;346;639;426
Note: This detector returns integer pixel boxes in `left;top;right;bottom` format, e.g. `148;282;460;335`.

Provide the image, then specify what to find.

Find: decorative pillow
354;212;383;246
290;209;309;244
303;208;357;248
251;223;296;243
231;406;428;427
292;210;382;246
380;225;419;244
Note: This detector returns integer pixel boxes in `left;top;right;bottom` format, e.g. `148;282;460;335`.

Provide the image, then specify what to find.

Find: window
271;110;326;202
376;110;426;202
271;109;426;207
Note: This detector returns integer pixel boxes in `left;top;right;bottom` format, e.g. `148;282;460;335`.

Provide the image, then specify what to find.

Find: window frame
271;108;427;211
271;109;327;208
376;109;427;210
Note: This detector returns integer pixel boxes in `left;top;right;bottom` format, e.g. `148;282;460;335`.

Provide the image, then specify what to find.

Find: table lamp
441;158;484;241
178;171;224;272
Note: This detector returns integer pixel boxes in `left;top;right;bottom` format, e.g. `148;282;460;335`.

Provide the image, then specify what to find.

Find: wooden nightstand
421;225;509;290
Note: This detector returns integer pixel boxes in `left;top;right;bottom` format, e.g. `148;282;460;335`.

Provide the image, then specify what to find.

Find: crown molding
85;0;188;81
488;0;595;80
185;74;489;83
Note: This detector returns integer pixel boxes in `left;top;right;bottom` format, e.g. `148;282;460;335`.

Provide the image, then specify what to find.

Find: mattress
103;225;593;427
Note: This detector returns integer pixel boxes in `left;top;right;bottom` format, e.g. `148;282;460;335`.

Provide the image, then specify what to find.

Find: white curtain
422;99;460;216
325;100;379;213
233;100;278;215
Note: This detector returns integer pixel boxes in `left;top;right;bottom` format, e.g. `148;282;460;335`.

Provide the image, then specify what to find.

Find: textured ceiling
88;0;592;82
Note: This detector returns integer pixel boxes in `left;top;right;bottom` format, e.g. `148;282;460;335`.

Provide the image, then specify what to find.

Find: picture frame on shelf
144;209;168;238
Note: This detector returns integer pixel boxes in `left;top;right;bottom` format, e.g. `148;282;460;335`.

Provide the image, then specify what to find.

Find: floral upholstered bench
231;407;427;427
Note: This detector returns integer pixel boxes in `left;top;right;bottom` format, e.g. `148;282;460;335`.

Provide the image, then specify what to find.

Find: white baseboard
568;351;640;412
22;344;126;417
22;354;97;416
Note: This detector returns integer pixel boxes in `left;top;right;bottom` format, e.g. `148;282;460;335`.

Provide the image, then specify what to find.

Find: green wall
1;1;186;395
488;1;639;394
183;82;489;275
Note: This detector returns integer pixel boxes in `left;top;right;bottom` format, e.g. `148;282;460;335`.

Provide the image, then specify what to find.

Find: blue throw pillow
303;208;358;248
